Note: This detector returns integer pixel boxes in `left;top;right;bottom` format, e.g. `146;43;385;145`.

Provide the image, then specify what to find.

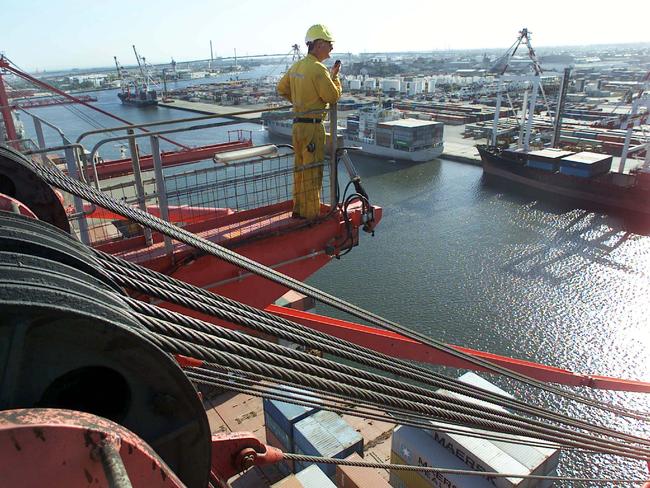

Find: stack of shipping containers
263;389;320;476
376;120;443;151
293;410;364;480
263;390;364;483
390;373;560;488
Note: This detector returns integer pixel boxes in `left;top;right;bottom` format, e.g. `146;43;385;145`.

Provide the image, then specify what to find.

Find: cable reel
0;145;70;232
0;217;212;488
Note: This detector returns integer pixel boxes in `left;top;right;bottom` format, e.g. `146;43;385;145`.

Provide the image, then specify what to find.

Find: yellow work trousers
292;122;325;220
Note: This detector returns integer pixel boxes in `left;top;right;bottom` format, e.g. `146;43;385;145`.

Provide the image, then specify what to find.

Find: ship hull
117;93;158;107
345;138;443;162
265;124;444;162
478;146;650;215
265;124;292;138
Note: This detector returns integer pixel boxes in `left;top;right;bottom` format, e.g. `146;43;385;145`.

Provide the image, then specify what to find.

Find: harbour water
19;80;650;483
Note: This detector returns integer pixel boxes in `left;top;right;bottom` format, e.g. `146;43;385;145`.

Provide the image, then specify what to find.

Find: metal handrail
85;105;337;183
22;102;342;239
19;108;69;141
22;142;93;243
85;118;252;187
74;105;327;145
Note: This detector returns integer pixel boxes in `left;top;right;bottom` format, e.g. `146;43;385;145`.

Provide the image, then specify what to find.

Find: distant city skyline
3;0;649;72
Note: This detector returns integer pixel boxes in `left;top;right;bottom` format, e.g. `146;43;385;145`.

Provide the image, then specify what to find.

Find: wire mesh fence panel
23;147;332;263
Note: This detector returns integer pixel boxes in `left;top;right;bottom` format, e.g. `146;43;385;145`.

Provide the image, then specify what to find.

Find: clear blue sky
3;0;649;71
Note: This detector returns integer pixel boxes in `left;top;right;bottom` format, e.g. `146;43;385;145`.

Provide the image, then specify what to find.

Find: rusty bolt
240;453;256;471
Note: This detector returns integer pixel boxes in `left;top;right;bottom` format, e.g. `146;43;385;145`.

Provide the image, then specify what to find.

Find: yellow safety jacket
277;54;342;119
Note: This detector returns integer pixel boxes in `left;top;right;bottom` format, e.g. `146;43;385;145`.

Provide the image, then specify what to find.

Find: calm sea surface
20;67;650;483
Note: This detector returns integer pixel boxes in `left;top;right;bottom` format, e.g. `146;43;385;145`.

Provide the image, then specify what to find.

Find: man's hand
331;59;341;78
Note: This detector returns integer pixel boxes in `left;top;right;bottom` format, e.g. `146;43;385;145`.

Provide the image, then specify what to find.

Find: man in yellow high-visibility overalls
277;24;342;220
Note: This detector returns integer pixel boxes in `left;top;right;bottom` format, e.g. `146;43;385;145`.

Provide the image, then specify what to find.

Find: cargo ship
262;110;341;139
117;85;158;106
478;145;650;215
263;105;445;162
343;104;444;162
478;29;650;215
114;47;159;107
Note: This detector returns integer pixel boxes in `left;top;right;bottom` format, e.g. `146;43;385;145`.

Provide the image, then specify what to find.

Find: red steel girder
264;305;650;393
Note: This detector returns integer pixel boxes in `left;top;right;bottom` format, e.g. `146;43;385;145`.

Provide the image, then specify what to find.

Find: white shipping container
429;372;560;479
391;425;495;488
349;80;362;90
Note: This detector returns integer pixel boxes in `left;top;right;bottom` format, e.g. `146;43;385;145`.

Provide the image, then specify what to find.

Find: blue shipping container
527;159;556;171
264;425;293;477
559;166;593;178
263;388;319;444
265;412;292;451
293;410;363;479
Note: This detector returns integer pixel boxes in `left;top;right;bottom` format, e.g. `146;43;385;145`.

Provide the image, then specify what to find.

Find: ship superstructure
344;104;444;161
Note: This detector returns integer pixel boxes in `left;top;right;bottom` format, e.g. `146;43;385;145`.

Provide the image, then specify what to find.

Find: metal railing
15;104;342;257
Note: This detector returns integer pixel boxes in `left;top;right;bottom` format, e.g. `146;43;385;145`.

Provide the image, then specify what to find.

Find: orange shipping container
335;453;391;488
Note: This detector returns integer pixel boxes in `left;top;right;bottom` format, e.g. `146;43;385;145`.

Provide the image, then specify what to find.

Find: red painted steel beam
264;305;650;393
90;140;253;179
0;57;190;150
0;408;185;488
0;69;18;144
84;203;232;224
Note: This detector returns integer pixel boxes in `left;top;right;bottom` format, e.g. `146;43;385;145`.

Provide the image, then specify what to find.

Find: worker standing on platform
277;24;342;220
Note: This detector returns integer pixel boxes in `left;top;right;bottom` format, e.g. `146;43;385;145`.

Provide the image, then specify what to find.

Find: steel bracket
210;431;284;486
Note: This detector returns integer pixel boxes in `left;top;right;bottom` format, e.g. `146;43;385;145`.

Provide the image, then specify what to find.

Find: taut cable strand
18;153;645;420
280;454;650;485
98;260;650;448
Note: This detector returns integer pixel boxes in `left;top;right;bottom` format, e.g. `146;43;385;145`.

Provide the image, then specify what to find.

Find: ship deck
158;99;273;120
108;202;302;263
204;389;395;487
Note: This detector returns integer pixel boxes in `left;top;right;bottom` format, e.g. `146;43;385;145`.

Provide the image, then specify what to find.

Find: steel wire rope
100;257;650;447
3;73;103;133
188;371;649;483
183;366;569;450
4;57;125;139
279;454;650;486
134;315;650;460
125;289;650;451
133;326;650;461
131;308;627;454
10;205;620;450
98;254;650;447
20;150;650;420
2;57;189;151
186;374;578;452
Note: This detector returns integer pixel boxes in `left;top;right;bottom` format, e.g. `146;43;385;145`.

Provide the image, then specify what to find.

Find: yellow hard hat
305;24;334;43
